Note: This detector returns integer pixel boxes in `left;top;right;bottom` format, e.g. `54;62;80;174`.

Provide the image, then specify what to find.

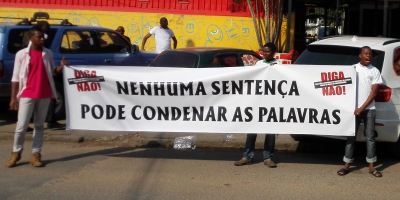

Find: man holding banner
337;46;383;177
234;42;278;168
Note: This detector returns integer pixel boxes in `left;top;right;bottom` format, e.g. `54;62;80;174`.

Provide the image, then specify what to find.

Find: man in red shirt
6;28;67;168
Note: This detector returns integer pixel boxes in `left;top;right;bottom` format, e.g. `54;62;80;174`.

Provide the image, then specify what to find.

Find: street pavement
1;106;400;199
1;140;400;200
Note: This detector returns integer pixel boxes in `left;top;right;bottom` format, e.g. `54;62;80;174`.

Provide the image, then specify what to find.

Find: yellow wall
0;7;289;52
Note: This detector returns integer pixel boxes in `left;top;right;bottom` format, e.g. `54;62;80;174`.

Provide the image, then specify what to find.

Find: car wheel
290;134;315;142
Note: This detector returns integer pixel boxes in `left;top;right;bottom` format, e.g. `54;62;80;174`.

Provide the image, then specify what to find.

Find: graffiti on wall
0;8;287;52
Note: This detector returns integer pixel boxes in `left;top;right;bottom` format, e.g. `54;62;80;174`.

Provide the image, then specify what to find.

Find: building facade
1;0;397;53
0;0;292;52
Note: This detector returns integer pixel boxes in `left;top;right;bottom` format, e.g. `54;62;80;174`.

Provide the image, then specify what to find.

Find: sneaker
47;121;65;130
264;159;277;168
5;152;21;168
30;153;44;167
234;157;252;166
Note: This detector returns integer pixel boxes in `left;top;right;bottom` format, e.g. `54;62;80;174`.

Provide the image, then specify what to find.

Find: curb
0;121;299;150
0;130;299;151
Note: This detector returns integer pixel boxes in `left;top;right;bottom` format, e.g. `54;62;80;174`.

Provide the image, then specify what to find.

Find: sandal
369;170;383;178
337;168;350;176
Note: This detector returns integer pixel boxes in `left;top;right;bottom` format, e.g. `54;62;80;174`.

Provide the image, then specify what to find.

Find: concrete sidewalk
0;120;299;151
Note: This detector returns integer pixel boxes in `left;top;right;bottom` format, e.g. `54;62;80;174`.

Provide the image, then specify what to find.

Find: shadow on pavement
43;136;399;169
44;147;132;165
106;148;342;166
293;139;399;170
106;146;396;167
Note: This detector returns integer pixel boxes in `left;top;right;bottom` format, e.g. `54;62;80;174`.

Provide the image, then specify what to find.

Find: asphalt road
1;140;400;200
1;100;400;199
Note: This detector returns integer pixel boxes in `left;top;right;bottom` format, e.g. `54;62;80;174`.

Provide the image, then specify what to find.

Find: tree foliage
241;0;284;49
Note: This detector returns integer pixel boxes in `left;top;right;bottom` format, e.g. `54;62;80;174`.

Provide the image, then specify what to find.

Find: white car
294;36;400;153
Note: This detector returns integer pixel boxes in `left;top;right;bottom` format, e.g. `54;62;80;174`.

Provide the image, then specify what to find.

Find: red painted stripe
0;2;253;17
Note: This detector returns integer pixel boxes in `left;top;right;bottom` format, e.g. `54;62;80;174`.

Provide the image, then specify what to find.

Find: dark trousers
243;134;275;160
46;74;64;123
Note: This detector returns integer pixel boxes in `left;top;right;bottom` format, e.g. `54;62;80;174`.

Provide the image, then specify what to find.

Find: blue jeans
343;109;377;164
242;134;275;160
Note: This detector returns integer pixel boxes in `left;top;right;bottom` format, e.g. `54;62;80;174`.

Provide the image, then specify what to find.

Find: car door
58;29;113;66
1;27;30;94
94;30;146;66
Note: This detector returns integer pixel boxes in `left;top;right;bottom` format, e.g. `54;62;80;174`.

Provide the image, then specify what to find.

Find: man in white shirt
141;17;177;53
337;46;383;177
254;43;278;67
234;42;278;168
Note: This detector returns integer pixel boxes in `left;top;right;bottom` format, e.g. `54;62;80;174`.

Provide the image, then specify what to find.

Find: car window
241;53;261;66
150;51;198;68
60;30;96;53
210;54;240;67
7;28;56;54
295;45;385;71
96;31;129;53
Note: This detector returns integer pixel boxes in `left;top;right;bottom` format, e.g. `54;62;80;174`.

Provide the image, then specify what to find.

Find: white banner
64;65;356;136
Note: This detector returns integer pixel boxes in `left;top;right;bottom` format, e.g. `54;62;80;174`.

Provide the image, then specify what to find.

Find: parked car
149;47;262;68
294;35;400;155
0;12;157;100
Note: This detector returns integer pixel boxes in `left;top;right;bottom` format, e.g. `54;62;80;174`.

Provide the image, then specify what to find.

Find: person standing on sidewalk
141;17;177;53
337;46;383;177
5;28;67;168
35;21;65;130
234;42;278;168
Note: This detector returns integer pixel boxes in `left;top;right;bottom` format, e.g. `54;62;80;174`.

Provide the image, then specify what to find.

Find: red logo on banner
320;71;346;96
74;70;102;92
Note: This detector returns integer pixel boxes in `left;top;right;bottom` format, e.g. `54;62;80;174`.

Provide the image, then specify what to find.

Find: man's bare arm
9;82;19;111
172;36;177;49
141;33;152;51
355;84;379;115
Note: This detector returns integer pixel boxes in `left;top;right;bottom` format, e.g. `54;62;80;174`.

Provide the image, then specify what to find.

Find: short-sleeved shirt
355;62;383;110
21;48;52;98
149;26;174;53
255;59;278;67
